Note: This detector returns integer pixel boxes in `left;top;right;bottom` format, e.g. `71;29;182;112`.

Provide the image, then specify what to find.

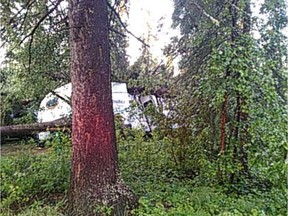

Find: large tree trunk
68;0;136;215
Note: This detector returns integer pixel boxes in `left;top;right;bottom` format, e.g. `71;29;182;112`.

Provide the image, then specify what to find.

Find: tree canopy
0;0;287;214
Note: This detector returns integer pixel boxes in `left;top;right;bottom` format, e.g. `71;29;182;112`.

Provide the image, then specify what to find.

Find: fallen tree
0;118;71;137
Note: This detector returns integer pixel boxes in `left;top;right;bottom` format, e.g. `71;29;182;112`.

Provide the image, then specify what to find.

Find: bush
0;134;71;214
117;131;287;215
0;129;286;215
2;201;65;216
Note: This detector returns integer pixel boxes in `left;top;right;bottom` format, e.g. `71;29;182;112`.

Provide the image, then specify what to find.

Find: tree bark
219;93;228;154
0;118;71;137
68;0;136;215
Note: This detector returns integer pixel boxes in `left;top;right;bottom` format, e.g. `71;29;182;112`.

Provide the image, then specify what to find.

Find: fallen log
0;118;71;137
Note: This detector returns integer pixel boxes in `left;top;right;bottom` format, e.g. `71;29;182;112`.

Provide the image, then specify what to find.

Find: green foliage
0;135;71;213
259;0;288;102
2;201;65;216
132;186;286;216
118;132;286;215
43;131;72;156
164;0;288;184
0;0;287;215
0;131;286;215
93;205;113;216
0;0;130;126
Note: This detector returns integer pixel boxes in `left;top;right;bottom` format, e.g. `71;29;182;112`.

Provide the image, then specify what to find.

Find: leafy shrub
0;129;286;215
0;134;71;213
132;184;287;215
118;131;287;216
2;201;65;216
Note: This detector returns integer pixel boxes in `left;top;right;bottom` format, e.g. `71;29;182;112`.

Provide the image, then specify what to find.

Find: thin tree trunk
230;0;251;180
219;0;239;155
230;95;241;183
239;0;251;175
68;0;136;215
210;108;216;159
219;93;228;154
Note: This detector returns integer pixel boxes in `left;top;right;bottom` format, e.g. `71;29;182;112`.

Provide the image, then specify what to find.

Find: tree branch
22;0;63;73
107;2;150;48
51;90;71;106
15;0;63;49
190;1;220;26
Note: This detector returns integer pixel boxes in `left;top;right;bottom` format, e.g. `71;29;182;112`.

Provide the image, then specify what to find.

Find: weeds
0;130;286;215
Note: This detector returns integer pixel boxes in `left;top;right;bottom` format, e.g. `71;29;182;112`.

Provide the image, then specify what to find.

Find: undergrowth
0;130;286;215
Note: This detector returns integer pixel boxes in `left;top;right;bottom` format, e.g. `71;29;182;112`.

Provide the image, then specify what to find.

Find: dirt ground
0;140;48;157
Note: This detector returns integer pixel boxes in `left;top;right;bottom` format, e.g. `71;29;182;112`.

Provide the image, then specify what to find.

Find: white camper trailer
37;82;158;140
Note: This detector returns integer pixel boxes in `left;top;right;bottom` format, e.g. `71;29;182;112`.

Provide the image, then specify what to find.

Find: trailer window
143;100;153;108
46;97;59;109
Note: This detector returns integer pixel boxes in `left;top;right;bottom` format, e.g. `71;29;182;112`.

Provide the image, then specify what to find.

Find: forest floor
0;135;286;216
1;141;47;156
